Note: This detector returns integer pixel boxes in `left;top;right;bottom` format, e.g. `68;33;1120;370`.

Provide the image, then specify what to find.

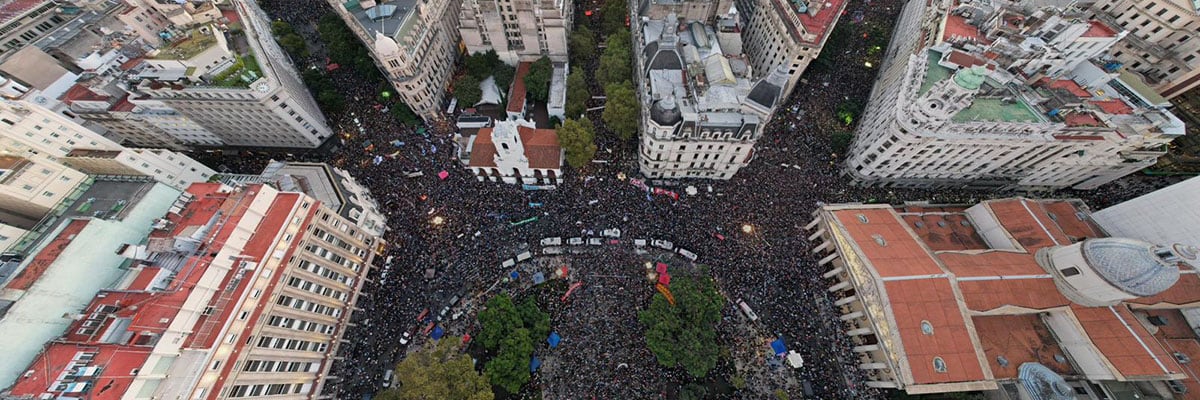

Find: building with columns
1086;0;1200;99
458;118;563;185
844;0;1185;190
458;0;571;64
807;197;1200;397
327;0;459;121
3;182;383;400
633;13;785;180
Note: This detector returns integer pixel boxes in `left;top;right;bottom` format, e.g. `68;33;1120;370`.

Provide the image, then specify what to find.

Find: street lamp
741;224;754;234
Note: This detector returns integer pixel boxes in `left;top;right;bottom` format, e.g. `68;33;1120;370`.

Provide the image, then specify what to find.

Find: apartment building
328;0;459;120
634;13;784;180
808;197;1200;397
459;0;571;64
0;153;88;230
2;182;383;400
844;0;1185;190
0;0;79;61
1087;0;1200;99
732;0;848;99
130;0;333;148
0;98;216;191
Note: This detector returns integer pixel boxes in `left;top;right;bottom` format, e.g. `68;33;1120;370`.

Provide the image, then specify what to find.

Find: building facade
807;197;1200;396
633;14;783;180
0;153;88;229
732;0;847;99
131;0;333;148
458;118;563;185
0;0;78;61
328;0;459;120
1087;0;1200;99
844;0;1185;190
458;0;571;64
3;182;383;400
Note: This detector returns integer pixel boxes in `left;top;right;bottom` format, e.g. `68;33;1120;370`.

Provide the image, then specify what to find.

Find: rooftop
0;0;46;25
883;278;987;384
467;123;562;170
149;26;219;61
972;315;1075;379
508;61;531;114
1081;20;1118;38
920;51;953;95
951;98;1042;123
830;208;944;278
342;0;420;51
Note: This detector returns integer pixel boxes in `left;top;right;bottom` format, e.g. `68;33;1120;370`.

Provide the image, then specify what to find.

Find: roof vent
961;220;971;227
937;221;947;227
872;234;887;247
914;221;925;228
856;214;869;223
920;320;934;335
1053;354;1066;363
997;355;1010;367
933;357;948;373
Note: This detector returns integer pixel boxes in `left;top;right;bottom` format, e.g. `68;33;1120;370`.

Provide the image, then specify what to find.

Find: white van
652;239;674;250
677;248;698;261
540;237;562;246
601;228;621;238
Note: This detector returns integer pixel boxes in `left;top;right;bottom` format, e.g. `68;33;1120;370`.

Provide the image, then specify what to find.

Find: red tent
655;262;668;275
657;273;671;286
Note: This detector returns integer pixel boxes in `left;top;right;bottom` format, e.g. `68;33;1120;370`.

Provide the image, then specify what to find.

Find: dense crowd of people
223;0;1188;399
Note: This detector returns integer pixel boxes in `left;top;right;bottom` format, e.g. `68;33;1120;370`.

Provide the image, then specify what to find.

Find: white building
634;14;784;180
132;0;333;148
328;0;459;120
0;0;80;61
0;98;216;191
0;153;88;230
844;1;1185;191
459;0;571;64
1087;0;1200;99
458;118;563;185
253;160;389;237
732;0;848;100
1091;176;1200;246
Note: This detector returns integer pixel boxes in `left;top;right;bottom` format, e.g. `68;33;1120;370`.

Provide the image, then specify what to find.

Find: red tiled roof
1128;272;1200;306
900;212;988;251
127;266;163;291
884;278;987;384
467;125;562;170
796;0;850;47
985;199;1070;251
60;84;110;104
942;15;991;45
1064;112;1104;127
0;0;44;24
1081;20;1118;38
972;315;1074;379
118;57;144;71
939;251;1045;277
1071;305;1184;379
5;219;90;291
110;95;137;112
831;208;945;278
957;277;1069;311
1091;99;1134;115
1144;309;1197;339
945;50;988;69
507;62;531;114
221;9;240;24
1162;338;1200;396
1039;200;1104;239
1045;79;1092;98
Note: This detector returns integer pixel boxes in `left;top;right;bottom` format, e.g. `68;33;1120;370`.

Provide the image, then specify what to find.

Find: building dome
1018;363;1074;400
953;66;988;90
1081;238;1181;297
650;95;682;126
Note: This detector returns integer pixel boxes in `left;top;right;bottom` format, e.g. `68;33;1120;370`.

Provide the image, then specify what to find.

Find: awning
770;338;787;356
547;332;561;348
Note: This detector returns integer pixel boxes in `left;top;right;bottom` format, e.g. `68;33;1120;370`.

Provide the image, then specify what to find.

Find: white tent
477;76;503;106
787;351;804;368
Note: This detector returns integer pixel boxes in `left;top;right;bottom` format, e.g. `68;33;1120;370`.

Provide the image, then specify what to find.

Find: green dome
953;66;988;90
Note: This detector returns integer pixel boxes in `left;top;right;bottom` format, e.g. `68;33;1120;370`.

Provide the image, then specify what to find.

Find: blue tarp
547;332;561;348
533;272;546;284
510;271;520;280
431;326;445;340
530;357;542;372
770;338;787;356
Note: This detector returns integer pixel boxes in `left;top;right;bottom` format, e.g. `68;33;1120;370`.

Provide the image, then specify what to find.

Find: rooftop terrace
149;27;219;61
951;98;1042;123
343;0;419;49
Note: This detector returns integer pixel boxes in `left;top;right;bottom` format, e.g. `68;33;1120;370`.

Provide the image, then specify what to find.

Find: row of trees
317;14;382;82
639;272;725;378
601;82;638;141
557;118;598;168
381;338;494;400
269;20;308;59
477;294;550;394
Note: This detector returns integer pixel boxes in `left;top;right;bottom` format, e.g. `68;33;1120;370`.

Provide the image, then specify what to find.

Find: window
1060;267;1081;277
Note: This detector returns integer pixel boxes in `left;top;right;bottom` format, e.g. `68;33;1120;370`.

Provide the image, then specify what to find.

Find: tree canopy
638;273;724;378
270;20;308;58
462;50;515;93
456;74;483;107
301;69;344;116
557;118;598;169
602;82;639;141
569;26;596;67
598;30;632;88
566;67;589;119
317;13;380;81
524;56;554;103
477;294;549;394
600;0;628;35
392;337;494;400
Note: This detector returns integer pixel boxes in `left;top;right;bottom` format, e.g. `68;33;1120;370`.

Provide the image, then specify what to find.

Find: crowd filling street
200;0;1190;398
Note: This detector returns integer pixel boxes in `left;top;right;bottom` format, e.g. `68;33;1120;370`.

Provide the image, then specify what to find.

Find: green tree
475;294;548;395
524;56;553;103
638;273;724;378
393;337;494;400
598;30;632;87
464;50;501;80
456;74;483;107
484;328;534;394
278;34;308;58
390;102;420;125
493;63;516;93
557;118;598;168
517;297;551;340
270;20;294;36
569;26;596;66
602;82;638;141
317;90;345;115
600;0;627;35
477;294;522;351
679;383;708;400
566;67;589;118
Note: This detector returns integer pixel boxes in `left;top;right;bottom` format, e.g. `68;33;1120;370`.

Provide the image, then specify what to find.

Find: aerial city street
0;0;1198;399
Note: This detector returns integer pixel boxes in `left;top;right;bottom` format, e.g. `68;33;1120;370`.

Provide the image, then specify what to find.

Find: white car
540;237;562;246
516;251;532;262
399;331;411;345
634;239;647;247
587;238;602;246
568;237;584;245
601;228;621;238
677;248;698;261
652;239;674;251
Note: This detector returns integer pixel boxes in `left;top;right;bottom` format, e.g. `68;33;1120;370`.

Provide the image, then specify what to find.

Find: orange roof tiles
1045;79;1092;98
957;278;1069;311
127;266;163;291
901;213;988;251
1039;201;1104;239
943;15;991;44
1072;305;1184;379
467;125;562;170
507;62;531;113
1091;99;1134;115
1129;272;1200;306
986;199;1070;251
972;315;1074;379
796;0;849;46
1065;113;1104;127
832;209;945;278
938;251;1045;277
884;279;987;384
1162;339;1200;396
60;84;110;104
8;344;152;400
1081;20;1118;38
1144;309;1197;339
